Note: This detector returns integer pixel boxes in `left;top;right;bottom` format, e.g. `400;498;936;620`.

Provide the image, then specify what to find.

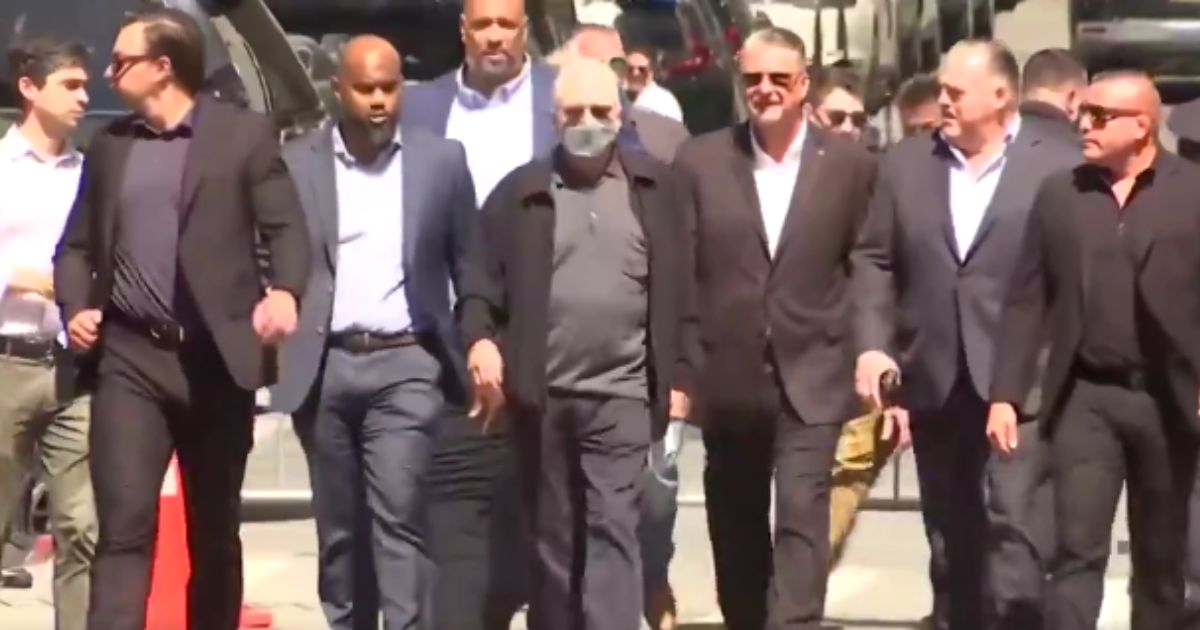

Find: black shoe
1;567;33;589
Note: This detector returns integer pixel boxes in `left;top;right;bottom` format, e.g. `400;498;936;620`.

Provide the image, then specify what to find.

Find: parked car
1070;0;1200;78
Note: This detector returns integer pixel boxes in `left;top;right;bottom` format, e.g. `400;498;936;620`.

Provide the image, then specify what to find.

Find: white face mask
561;120;620;158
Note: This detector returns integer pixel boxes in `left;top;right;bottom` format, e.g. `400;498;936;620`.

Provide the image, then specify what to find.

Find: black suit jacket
992;152;1200;434
54;97;311;391
459;146;694;439
675;123;876;428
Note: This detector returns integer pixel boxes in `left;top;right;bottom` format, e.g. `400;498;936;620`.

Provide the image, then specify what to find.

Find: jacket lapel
961;132;1037;265
309;125;340;270
179;99;222;229
531;64;558;156
932;142;958;262
772;129;825;263
732;125;770;260
400;134;423;271
99;131;135;259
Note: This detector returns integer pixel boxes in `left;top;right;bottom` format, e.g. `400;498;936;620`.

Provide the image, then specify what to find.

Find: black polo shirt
1076;160;1160;371
110;111;194;325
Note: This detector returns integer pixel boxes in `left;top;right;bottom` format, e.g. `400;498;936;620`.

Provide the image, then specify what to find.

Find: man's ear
16;76;39;105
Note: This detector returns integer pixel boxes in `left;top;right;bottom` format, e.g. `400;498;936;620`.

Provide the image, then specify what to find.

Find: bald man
991;71;1200;630
271;36;476;630
460;56;693;630
854;39;1080;630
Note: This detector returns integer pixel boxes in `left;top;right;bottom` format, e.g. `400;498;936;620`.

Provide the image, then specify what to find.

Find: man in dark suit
674;28;875;630
1019;48;1085;148
53;8;309;630
990;70;1200;630
461;55;693;630
270;36;475;630
853;39;1079;630
400;0;557;627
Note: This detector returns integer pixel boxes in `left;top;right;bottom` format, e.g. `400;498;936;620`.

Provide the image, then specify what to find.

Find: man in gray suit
271;36;475;630
853;40;1079;630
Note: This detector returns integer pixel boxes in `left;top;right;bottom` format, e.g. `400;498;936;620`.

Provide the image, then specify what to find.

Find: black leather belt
0;335;55;363
108;310;187;350
1075;361;1148;391
328;331;417;353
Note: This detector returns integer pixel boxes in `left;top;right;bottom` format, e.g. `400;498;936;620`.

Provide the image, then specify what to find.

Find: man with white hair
459;56;694;630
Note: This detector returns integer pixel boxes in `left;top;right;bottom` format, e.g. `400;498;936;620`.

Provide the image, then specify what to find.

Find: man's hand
468;339;506;433
252;289;298;346
669;389;692;422
879;406;912;450
986;402;1020;456
7;267;53;299
67;309;103;351
855;350;900;408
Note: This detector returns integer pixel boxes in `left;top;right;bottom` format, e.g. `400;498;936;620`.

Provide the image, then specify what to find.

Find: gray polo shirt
545;165;649;400
110;114;193;325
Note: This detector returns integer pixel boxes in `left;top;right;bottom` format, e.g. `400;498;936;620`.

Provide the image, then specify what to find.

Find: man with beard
54;8;309;629
270;36;475;630
675;27;875;629
460;55;693;630
400;0;559;627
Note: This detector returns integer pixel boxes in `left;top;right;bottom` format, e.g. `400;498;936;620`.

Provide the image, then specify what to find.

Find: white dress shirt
329;125;411;334
0;126;83;340
750;121;808;257
445;60;535;205
946;116;1022;258
633;82;684;123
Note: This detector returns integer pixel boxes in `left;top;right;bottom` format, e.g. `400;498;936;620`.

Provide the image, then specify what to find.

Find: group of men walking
4;0;1200;629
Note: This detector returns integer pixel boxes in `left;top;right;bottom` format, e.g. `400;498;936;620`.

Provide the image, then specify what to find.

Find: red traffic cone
144;455;275;629
145;455;189;630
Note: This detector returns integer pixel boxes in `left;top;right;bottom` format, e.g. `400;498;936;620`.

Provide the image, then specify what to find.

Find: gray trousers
0;354;96;630
293;342;443;630
513;395;651;630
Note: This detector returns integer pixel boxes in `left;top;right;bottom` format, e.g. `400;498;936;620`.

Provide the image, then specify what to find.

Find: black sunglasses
824;109;868;128
109;53;156;77
742;72;799;89
1079;103;1141;128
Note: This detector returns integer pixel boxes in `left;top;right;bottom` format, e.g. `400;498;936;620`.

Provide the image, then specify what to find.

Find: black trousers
911;378;989;630
513;394;650;630
86;319;253;630
703;394;841;630
1047;377;1197;630
426;408;529;630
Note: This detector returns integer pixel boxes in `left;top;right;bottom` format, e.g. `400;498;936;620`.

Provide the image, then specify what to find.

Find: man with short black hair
896;73;942;138
0;34;95;630
1020;47;1085;146
808;66;869;142
55;8;310;629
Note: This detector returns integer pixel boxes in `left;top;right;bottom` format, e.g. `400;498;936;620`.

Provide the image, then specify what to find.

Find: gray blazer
853;122;1081;412
270;123;477;414
629;107;689;164
402;62;560;158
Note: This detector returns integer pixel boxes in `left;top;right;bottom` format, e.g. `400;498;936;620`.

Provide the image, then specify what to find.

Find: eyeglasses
109;53;155;77
823;109;868;128
1079;103;1142;129
742;72;799;89
627;64;651;78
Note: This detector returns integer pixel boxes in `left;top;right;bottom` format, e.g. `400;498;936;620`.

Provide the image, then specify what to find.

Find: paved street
0;0;1167;628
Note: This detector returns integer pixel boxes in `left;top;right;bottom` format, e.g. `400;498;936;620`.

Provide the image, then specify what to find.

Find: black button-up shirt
1077;161;1159;371
110;111;194;325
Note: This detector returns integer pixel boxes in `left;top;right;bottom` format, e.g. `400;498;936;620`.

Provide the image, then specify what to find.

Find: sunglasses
1079;103;1141;128
109;53;156;77
824;109;868;128
742;72;799;89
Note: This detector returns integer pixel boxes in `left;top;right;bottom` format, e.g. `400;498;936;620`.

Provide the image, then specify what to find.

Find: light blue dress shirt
329;125;411;334
945;116;1022;258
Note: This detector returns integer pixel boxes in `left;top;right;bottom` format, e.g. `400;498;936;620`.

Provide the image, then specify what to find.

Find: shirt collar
750;119;808;169
944;114;1022;170
332;122;403;166
0;125;82;167
133;108;196;140
455;58;531;108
